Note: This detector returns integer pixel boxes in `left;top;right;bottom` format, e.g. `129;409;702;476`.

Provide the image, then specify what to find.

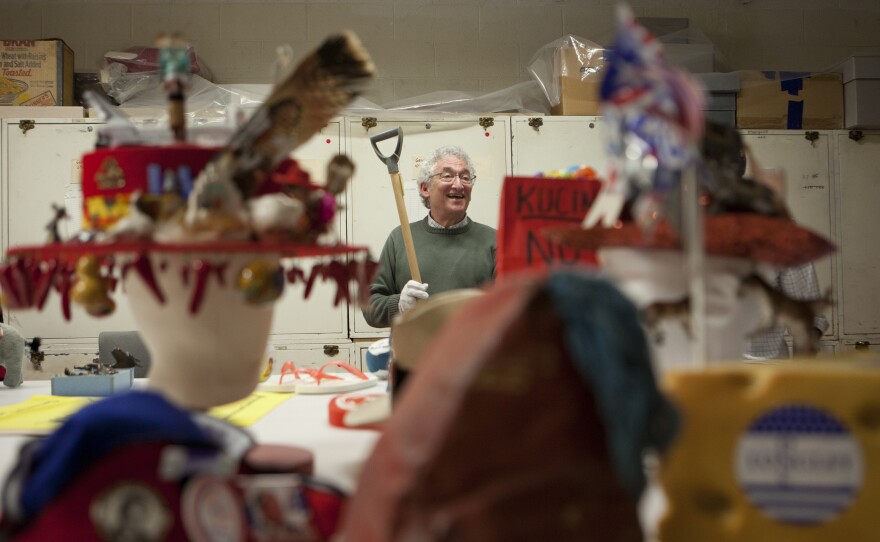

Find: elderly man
363;145;496;328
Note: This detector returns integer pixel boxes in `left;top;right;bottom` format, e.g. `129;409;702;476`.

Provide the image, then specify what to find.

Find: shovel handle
370;127;404;174
369;127;421;283
388;171;421;283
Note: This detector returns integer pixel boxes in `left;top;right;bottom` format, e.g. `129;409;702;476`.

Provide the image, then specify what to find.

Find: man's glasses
430;171;476;185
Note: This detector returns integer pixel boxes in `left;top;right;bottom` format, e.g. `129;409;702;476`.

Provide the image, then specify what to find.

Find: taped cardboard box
736;70;843;130
0;39;75;106
551;45;605;116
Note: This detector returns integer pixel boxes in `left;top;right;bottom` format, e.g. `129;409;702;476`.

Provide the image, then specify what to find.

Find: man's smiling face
420;155;473;227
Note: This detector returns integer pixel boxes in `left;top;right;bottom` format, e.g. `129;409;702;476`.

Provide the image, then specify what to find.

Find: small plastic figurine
25;337;43;372
45;204;68;243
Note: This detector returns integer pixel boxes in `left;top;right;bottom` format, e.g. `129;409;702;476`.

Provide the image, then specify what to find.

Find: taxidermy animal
700;120;788;218
641;297;691;345
739;274;829;356
0;323;25;388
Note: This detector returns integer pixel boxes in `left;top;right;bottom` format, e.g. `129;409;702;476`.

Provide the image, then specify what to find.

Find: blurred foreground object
344;270;677;541
660;360;880;541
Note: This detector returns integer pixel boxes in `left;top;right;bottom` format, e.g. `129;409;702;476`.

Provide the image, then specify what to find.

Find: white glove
398;280;429;314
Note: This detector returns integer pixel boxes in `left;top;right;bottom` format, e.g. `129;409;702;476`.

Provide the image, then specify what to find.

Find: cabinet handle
323;344;340;356
849;130;864;142
855;341;870;351
18;120;35;134
804;131;819;143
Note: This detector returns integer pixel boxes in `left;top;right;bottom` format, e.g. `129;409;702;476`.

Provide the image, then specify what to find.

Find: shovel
370;127;421;283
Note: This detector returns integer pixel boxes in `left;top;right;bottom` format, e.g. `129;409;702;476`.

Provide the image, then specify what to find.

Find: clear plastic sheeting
527;34;606;111
116;77;552;123
101;45;213;104
116;76;269;127
376;81;551;115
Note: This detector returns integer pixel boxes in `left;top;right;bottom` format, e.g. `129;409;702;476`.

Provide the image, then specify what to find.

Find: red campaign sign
497;176;602;277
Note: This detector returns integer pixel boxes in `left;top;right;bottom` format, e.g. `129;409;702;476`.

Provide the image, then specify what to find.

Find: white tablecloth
0;379;385;494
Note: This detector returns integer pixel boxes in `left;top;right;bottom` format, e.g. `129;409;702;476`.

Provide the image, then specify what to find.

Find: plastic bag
527;34;606;110
101;45;213;104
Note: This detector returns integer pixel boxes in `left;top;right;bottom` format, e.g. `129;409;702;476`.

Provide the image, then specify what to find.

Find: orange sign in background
496;176;602;277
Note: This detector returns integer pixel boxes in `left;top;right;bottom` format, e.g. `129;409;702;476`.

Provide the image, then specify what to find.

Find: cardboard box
835;55;880;129
0;39;75;106
736;71;843;130
698;72;740;127
665;42;715;73
550;45;605;116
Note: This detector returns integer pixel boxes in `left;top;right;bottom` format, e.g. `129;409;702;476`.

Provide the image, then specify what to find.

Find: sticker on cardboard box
21;90;56;106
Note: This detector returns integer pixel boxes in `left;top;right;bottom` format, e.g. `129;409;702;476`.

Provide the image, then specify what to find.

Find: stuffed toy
0;323;24;388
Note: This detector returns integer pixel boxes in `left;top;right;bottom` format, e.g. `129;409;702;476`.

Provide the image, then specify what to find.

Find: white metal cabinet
1;118;353;349
270;120;351;342
740;130;837;339
511;116;609;176
267;341;354;372
0;118;138;348
836;130;880;338
345;116;511;338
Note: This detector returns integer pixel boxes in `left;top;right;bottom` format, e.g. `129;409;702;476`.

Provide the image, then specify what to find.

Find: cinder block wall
2;0;879;106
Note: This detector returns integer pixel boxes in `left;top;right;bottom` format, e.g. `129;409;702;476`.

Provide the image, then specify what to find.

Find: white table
0;380;665;540
0;379;385;494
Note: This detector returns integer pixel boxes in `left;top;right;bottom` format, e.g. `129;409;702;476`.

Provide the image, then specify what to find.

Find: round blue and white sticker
735;404;864;525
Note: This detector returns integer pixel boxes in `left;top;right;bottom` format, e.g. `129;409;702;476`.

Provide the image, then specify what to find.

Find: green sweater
363;216;497;328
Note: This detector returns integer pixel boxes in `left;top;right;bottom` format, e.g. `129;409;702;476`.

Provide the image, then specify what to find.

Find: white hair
417;145;477;209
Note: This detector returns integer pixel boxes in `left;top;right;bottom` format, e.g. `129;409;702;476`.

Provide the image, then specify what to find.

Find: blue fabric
19;390;217;518
546;270;679;499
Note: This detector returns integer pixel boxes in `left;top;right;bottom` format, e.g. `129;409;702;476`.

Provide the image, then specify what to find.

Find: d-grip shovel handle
369;127;421;283
370;127;404;173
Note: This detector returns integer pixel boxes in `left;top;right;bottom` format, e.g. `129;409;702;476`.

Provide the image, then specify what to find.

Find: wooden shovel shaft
389;171;421;283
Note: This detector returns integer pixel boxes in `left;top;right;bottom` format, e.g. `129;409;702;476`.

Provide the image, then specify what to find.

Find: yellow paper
208;392;292;426
0;392;291;434
0;395;96;433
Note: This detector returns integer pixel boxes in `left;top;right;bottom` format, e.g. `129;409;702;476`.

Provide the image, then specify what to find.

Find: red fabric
9;442;189;541
496;176;602;278
8;441;344;541
544;213;836;267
